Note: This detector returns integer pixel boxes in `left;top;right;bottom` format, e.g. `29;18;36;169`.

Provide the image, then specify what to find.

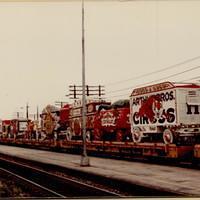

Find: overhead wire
178;75;200;83
105;93;129;99
105;70;200;100
105;55;200;86
107;65;200;94
105;64;200;99
105;74;200;100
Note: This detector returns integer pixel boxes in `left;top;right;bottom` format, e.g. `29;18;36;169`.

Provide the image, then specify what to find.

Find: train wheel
66;128;72;141
86;130;91;142
163;129;173;144
132;128;143;143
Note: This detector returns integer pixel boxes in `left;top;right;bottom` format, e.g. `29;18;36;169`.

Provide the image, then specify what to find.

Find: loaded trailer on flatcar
1;119;30;139
130;82;200;145
40;104;60;140
66;99;111;141
93;99;131;142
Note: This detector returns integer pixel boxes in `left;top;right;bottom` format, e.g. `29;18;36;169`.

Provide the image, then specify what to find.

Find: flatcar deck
0;145;199;196
0;138;193;159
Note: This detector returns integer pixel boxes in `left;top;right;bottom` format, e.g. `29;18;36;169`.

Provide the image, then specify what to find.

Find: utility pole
36;105;39;121
26;103;29;120
17;112;19;119
68;85;105;99
80;0;90;167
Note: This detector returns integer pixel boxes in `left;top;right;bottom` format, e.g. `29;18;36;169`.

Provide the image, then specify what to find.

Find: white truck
130;82;200;144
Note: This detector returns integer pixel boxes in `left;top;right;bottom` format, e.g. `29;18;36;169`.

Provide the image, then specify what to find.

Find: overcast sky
0;0;200;119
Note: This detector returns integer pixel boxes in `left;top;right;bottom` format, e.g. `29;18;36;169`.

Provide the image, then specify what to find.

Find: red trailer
67;99;111;141
1;119;29;139
2;120;11;138
93;99;131;141
58;104;71;139
60;104;70;128
130;82;200;144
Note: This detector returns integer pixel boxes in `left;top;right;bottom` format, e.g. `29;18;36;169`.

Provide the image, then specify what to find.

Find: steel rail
0;157;121;197
0;167;66;198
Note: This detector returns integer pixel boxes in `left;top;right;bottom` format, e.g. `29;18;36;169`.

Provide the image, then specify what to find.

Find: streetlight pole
80;0;90;166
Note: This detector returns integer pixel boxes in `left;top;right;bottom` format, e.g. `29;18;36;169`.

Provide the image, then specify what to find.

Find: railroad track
0;154;178;197
0;168;65;198
0;157;121;198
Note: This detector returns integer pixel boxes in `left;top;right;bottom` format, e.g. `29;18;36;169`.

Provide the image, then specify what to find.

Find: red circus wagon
130;81;200;145
11;119;30;138
58;104;71;139
66;99;110;141
1;119;29;139
2;120;11;138
40;105;60;139
93;99;131;141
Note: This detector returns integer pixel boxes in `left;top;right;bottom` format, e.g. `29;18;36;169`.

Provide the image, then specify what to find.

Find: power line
105;55;200;86
130;64;200;88
106;64;200;95
178;75;200;83
105;93;129;99
105;74;200;100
